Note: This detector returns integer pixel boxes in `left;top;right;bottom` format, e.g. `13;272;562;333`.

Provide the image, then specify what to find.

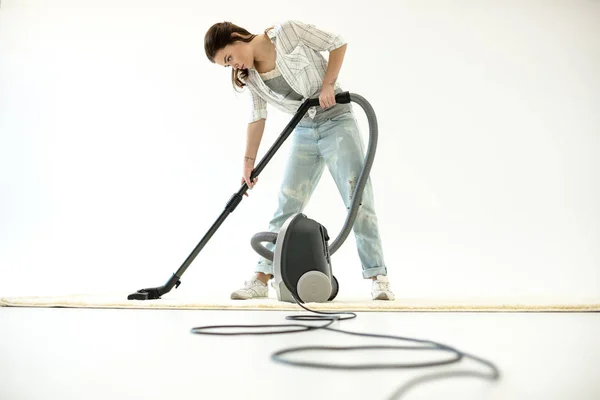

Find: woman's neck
252;35;276;72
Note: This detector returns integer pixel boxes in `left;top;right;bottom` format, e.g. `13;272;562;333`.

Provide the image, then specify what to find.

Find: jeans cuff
255;262;274;276
362;266;387;279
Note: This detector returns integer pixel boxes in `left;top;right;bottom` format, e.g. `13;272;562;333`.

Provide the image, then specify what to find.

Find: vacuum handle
306;91;351;108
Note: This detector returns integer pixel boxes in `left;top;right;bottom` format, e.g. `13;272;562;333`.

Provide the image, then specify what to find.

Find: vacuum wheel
328;275;339;301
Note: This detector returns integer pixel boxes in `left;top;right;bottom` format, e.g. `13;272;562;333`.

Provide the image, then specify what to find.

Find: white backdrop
1;0;598;301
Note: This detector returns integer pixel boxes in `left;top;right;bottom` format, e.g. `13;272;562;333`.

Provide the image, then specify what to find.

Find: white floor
1;307;598;400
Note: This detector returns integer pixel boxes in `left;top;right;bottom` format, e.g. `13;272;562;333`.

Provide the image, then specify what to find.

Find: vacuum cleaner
128;92;378;303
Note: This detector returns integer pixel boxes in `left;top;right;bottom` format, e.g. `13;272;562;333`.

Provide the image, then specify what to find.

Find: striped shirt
241;20;348;123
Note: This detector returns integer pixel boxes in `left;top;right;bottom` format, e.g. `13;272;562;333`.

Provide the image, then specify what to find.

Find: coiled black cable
190;294;501;399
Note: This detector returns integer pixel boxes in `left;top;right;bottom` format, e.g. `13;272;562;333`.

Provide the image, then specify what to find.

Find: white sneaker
371;275;395;300
230;278;268;300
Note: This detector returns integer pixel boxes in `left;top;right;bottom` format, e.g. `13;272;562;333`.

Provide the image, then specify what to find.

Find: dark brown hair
204;22;257;90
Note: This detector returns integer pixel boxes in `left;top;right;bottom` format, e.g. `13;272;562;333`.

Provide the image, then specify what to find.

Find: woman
204;20;394;301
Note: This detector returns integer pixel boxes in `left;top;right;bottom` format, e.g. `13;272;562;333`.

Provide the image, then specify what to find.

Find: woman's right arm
241;118;265;195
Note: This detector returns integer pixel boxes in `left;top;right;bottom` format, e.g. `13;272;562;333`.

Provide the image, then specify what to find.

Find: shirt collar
265;25;278;42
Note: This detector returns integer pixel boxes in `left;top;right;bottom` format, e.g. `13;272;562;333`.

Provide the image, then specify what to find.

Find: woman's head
204;22;257;89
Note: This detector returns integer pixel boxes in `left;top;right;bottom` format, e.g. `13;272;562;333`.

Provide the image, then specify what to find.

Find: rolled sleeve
249;87;267;123
282;20;347;52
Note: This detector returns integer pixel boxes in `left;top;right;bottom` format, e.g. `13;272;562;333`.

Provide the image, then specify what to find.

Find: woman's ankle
255;272;272;284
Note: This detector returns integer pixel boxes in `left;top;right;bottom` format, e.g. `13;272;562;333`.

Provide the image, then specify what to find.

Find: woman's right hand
241;157;258;196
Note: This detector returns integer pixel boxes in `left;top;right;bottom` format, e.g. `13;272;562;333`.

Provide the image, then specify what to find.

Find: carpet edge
1;296;599;312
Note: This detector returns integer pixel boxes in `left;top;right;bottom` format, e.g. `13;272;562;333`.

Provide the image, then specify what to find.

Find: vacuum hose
250;93;378;261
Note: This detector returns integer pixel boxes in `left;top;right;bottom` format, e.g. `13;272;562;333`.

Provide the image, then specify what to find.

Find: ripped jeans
255;110;387;279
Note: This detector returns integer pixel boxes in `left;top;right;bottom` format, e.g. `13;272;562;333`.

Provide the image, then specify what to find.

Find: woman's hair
204;22;257;90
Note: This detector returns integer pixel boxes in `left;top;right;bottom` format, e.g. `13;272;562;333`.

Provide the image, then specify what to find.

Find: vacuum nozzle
127;273;182;300
127;288;160;300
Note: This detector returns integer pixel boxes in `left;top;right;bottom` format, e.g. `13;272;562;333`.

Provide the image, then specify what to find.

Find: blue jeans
255;110;387;279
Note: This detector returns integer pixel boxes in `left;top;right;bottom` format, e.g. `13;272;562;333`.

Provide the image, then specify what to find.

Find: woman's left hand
319;84;336;109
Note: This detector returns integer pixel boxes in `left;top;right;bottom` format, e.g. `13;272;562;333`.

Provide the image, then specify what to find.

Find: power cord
190;294;501;399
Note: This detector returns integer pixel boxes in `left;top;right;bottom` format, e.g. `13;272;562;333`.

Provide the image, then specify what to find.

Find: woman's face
214;41;253;70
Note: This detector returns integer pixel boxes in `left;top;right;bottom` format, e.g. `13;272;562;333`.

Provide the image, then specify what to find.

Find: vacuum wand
127;92;352;300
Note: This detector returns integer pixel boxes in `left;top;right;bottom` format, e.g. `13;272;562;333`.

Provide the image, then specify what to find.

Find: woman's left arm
320;44;347;109
281;20;347;109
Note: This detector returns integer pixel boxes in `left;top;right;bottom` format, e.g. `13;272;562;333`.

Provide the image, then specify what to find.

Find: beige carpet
1;293;599;312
